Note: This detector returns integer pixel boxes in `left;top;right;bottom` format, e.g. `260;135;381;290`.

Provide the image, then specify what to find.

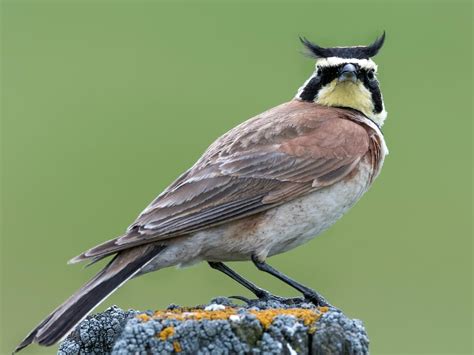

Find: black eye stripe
316;65;377;82
299;76;323;101
361;72;383;113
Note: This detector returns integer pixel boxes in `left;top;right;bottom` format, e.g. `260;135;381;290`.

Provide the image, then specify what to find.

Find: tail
14;244;165;353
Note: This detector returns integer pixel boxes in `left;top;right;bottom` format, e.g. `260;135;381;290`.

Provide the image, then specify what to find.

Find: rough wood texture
58;297;369;354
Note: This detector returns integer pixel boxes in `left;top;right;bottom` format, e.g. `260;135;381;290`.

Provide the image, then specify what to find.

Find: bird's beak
338;63;358;83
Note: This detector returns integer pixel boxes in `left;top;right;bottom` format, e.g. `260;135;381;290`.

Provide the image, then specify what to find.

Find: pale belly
203;159;373;261
138;160;374;275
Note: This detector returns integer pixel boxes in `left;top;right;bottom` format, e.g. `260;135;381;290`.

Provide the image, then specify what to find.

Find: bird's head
296;33;387;126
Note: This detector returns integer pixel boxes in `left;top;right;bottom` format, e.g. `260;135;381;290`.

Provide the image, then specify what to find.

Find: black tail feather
14;245;165;353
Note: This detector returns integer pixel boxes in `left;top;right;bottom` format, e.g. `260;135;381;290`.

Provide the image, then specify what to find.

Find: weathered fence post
58;297;369;354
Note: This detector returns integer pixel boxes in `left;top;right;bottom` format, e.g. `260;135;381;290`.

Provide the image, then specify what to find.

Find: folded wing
70;102;370;263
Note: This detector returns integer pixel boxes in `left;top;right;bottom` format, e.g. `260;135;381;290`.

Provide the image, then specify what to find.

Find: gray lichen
58;306;133;355
312;311;369;355
58;297;369;354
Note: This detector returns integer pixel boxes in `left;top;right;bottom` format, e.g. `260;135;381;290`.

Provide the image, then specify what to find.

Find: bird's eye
315;68;322;77
367;70;376;81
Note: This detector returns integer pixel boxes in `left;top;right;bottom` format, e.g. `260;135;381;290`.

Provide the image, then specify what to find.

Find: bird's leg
251;255;331;307
208;261;270;300
208;261;300;305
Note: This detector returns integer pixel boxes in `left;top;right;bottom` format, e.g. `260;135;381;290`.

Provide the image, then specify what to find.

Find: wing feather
70;102;371;263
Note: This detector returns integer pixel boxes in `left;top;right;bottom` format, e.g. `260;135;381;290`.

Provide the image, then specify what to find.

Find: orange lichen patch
319;306;329;313
249;307;328;329
151;307;238;322
145;306;328;330
173;340;182;353
136;313;151;322
159;326;175;341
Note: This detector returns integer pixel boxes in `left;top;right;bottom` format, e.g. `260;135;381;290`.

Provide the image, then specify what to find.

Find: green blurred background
1;1;472;354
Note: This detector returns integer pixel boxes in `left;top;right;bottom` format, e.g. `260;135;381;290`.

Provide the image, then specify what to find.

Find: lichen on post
58;297;369;354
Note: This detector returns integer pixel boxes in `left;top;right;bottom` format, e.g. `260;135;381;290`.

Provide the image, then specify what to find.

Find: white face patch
371;107;387;126
316;57;378;71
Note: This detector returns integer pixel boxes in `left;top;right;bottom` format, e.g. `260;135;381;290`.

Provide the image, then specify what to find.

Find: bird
15;32;388;352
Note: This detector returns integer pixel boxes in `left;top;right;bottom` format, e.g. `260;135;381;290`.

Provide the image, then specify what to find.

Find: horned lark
16;33;388;352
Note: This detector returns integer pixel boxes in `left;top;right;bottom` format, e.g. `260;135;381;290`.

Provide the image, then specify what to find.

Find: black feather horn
300;32;386;59
364;31;386;57
299;36;333;58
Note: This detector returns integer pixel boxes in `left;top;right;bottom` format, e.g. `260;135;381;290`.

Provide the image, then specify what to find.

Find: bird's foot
229;291;302;307
302;290;333;308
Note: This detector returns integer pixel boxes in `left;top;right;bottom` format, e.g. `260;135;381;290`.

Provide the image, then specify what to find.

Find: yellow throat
315;80;374;118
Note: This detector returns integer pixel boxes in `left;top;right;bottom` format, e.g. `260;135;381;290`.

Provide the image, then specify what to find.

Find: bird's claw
229;289;334;309
303;291;333;308
228;295;252;304
228;292;302;307
258;292;302;305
